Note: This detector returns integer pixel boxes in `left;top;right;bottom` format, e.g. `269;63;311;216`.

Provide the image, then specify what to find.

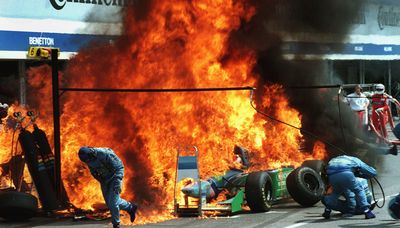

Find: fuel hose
370;177;386;208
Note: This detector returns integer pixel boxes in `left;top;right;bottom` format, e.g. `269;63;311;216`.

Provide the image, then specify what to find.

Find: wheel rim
303;173;319;192
264;182;272;202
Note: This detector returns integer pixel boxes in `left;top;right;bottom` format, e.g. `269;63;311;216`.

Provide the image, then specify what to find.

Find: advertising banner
0;0;123;59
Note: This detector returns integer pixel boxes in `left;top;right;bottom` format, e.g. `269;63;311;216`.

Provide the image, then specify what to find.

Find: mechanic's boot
322;208;331;219
364;209;376;219
129;203;138;222
388;145;398;156
113;223;120;228
370;201;377;211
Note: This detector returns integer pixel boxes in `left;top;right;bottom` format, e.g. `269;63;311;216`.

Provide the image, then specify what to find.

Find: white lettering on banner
354;46;364;52
29;37;55;46
384;46;393;52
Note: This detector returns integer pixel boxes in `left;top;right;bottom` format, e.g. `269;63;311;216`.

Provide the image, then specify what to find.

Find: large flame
0;0;327;225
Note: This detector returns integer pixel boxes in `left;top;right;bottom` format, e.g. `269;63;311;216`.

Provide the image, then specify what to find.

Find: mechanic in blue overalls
324;177;374;215
321;155;377;219
78;147;137;228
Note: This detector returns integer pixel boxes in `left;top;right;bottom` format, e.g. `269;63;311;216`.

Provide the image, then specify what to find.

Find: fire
0;104;30;165
0;104;36;193
0;0;328;225
312;141;328;161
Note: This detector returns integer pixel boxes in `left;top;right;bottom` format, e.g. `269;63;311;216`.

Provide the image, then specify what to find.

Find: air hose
370;177;386;208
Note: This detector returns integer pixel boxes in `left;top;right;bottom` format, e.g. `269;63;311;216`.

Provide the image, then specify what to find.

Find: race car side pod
32;124;70;208
18;129;61;211
370;177;386;208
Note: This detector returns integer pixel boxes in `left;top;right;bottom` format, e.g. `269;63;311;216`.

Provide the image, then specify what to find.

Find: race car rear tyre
286;167;325;207
245;171;273;212
301;160;327;185
0;191;38;221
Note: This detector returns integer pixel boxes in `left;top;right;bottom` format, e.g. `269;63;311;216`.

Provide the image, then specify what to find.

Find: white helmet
375;84;385;94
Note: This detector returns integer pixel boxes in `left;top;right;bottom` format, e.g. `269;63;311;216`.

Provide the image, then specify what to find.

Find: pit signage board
27;47;60;59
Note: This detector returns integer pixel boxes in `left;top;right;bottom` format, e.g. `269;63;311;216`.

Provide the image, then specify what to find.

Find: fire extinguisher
15;112;60;211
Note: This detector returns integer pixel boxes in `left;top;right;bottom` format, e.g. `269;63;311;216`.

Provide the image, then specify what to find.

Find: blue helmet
388;194;400;220
78;147;97;163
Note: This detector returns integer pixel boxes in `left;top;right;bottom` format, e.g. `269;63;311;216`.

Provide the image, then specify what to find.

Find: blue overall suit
322;155;377;219
78;147;137;227
325;178;372;215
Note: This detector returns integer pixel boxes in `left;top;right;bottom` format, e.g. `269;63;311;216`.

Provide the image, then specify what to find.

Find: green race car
175;146;326;216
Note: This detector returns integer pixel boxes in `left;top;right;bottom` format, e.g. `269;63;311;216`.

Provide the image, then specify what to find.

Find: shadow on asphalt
339;221;399;227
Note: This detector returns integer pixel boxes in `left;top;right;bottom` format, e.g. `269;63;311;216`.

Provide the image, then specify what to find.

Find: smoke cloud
226;0;380;161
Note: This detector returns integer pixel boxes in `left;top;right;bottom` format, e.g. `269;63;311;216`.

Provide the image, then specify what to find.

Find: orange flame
0;1;328;225
0;104;36;192
312;141;328;161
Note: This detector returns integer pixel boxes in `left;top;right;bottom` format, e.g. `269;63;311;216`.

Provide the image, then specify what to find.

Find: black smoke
227;0;379;161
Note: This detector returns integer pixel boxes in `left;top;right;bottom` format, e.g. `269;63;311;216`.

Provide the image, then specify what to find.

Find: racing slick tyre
0;191;38;221
245;171;273;212
301;160;327;185
286;167;325;207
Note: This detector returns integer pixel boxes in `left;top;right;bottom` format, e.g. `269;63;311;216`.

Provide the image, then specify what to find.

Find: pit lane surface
1;152;399;228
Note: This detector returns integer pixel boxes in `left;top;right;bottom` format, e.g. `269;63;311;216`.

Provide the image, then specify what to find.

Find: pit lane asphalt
2;151;400;228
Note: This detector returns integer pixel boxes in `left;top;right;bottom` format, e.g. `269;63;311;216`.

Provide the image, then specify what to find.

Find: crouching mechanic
78;147;137;228
321;155;377;219
323;177;375;216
